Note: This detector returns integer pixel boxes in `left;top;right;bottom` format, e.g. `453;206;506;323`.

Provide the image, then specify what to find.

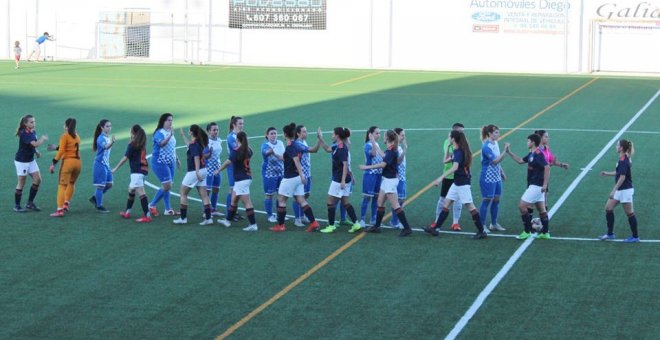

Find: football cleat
49;209;65;217
173;217;188;224
119;211;131;219
320;225;336;233
243;224;258;232
136;216;152;223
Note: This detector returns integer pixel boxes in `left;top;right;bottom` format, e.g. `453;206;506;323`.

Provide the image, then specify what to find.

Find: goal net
590;20;660;74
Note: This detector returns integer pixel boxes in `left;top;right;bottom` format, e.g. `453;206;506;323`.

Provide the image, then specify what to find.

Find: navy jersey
230;148;253;181
283;141;302;179
124;144;148;175
186;140;205;172
615;155;633;190
381;146;399;179
332;142;352;183
15;128;37;162
452;149;472;186
522;149;548;187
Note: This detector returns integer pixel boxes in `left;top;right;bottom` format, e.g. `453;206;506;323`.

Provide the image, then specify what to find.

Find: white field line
444;89;660;340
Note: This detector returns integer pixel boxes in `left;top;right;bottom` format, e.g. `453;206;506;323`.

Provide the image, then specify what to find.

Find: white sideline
444;89;660;340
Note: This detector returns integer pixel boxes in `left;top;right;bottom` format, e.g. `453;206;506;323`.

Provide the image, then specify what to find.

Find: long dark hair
295;125;306;140
154;113;173;134
365;126;378;142
334;127;351;141
92;119;110;151
16;114;34;136
190;124;209;149
282;122;296;140
385;129;399;150
229;115;243;132
265;127;276;139
130;124;147;150
481;124;498;141
65;118;77;138
450;130;472;168
619;139;634;158
528;134;541;147
235;131;251;161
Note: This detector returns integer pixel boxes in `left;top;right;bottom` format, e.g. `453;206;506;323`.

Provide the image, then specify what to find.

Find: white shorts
521;185;545;204
445;183;474;204
328;181;352;198
15;160;40;176
129;173;145;189
278;176;305;198
181;168;208;188
613;188;634;203
380;177;399;194
33;44;41;52
233;179;252;196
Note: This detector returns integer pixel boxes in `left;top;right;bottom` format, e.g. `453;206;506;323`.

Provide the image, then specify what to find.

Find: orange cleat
149;206;159;217
136;216;152;223
451;223;462;231
269;224;286;232
119;211;131;219
305;220;320;232
50;209;65;217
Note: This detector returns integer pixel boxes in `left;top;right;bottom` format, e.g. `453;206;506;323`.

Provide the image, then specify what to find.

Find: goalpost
589;20;660;74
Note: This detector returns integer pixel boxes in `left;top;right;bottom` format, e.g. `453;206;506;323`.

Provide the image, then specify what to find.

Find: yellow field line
214;76;599;339
330;71;384;87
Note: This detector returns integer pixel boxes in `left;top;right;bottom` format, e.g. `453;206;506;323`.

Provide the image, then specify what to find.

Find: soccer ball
531;218;543;231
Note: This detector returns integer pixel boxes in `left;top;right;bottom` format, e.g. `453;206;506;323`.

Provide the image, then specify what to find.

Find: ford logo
472;12;501;22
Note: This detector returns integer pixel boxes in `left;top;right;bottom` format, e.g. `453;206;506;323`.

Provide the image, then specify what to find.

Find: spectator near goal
27;32;55;62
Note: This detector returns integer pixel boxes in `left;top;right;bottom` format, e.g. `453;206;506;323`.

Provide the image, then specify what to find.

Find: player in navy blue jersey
172;125;213;225
225;116;245;221
112;125;152;223
389;128;408;229
215;131;258;231
261;127;284;223
89;119;116;213
479;125;507;232
316;127;362;233
598;139;638;242
360;126;384;227
292;125;322;227
359;130;413;236
424;130;487;239
504;134;550;240
270;123;320;232
148;113;180;216
14;114;48;212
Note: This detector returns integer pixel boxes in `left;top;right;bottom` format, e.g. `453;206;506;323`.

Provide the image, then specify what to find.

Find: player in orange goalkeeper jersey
49;118;82;217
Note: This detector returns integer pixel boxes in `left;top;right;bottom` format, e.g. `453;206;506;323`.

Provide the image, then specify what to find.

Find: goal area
589;20;660;74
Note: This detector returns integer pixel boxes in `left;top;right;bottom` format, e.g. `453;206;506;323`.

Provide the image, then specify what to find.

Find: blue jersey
261;140;284;179
381;146;399;179
230;149;252;181
186;140;205;172
15;128;37;162
332;142;351;183
615;155;633;190
36;35;48;44
124;144;148;175
522;149;548;187
481;140;502;183
206;136;223;174
396;145;406;181
95;134;111;167
283;141;302;179
364;142;383;175
452;149;471;186
296;140;312;178
152;128;177;165
226;131;238;159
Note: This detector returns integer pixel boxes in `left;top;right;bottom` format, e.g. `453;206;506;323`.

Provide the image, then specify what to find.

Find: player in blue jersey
479;125;507;232
292;125;322;227
270;123;321;233
261;127;284;223
504;134;550;240
149;113;180;216
14;114;48;212
598;139;638;242
112;125;152;223
215;131;258;231
424;130;487;239
173;125;213;225
359;126;384;227
225;116;245;221
389;128;408;229
360;130;413;237
316;127;362;233
205;122;223;216
89;119;115;213
27;32;54;62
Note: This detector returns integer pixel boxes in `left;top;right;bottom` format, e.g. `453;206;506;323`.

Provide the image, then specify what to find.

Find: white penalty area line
444;89;660;340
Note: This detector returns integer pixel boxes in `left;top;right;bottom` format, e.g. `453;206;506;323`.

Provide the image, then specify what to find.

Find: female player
225;116;245;221
359;130;413;237
261;127;284;223
14;114;48;212
432;123;464;231
360;126;384;227
206;122;223;216
90;119;115;213
215;131;258;231
269;123;320;233
149;113;179;216
292;125;322;227
317;127;361;233
49;118;81;217
528;129;570;219
424;130;487;239
504;134;550;240
598;139;638;243
479;125;507;232
112;125;152;223
173;125;213;225
389;128;408;229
